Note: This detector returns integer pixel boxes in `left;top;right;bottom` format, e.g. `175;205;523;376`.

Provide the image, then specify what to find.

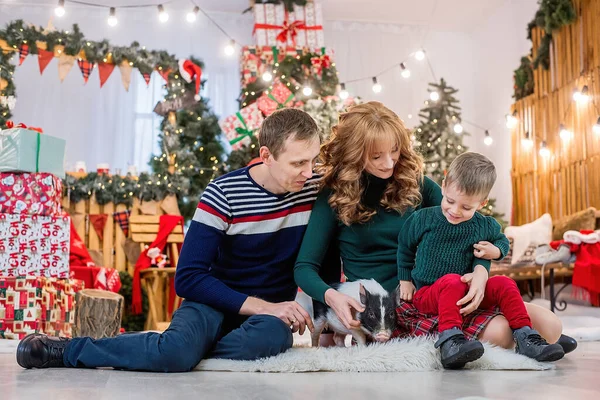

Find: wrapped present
0;128;66;177
0;214;71;278
253;1;324;48
0;172;62;217
0;276;83;339
241;46;306;89
256;82;295;116
220;103;265;151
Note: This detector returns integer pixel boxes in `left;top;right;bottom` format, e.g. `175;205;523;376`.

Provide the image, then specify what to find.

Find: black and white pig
311;279;398;346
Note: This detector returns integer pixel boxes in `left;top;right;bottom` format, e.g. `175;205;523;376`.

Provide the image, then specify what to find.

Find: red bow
253;19;322;46
310;54;332;75
5;120;43;133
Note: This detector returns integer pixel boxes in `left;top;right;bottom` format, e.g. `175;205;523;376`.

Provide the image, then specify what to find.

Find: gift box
253;1;324;48
0;128;66;177
241;46;304;89
220;103;265;151
0;276;83;339
0;214;71;278
256;82;295;116
0;172;63;217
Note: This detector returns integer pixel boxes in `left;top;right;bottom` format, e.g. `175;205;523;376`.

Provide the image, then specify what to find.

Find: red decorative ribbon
253;19;323;45
5;120;43;133
310;54;332;75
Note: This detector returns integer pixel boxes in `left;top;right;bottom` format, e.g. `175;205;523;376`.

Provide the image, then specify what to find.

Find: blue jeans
63;300;293;372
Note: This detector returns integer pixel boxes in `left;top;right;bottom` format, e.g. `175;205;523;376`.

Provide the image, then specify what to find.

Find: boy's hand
473;241;501;260
457;266;489;315
399;280;416;302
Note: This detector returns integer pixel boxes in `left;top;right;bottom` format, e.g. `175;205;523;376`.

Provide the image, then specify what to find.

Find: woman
295;101;572;350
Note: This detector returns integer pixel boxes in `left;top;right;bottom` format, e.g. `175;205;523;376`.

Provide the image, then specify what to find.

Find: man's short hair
258;108;319;158
445;152;497;200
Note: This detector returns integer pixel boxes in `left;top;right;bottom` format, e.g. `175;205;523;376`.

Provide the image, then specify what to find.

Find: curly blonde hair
319;101;424;225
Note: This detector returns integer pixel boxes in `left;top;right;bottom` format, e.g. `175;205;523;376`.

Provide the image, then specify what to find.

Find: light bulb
505;112;518;128
414;49;425;61
539;141;550;158
262;71;273;82
372;77;382;93
158;5;169;23
400;63;410;78
574;85;589;104
559;124;573;141
484;130;493;146
593;117;600;135
522;132;534;149
107;7;118;27
55;0;65;17
224;40;235;56
187;6;199;23
302;86;313;96
430;91;440;101
339;83;349;100
454;123;464;134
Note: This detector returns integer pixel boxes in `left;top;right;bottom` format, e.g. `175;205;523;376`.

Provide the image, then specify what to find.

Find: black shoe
435;330;485;370
557;334;578;354
16;333;70;369
513;327;565;362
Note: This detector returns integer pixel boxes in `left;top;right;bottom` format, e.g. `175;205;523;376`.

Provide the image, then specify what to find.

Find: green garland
513;55;535;100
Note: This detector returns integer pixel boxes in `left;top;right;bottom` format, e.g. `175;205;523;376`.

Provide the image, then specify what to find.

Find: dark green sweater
294;175;442;303
397;206;510;289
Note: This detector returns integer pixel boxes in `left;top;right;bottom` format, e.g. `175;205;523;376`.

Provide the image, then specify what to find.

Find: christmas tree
413;78;508;228
149;57;225;221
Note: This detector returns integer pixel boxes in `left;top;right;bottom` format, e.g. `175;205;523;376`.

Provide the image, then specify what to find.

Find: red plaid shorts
392;300;502;340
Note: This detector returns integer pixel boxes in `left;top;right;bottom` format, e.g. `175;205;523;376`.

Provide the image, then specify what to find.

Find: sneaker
16;333;70;369
435;328;485;369
513;327;565;362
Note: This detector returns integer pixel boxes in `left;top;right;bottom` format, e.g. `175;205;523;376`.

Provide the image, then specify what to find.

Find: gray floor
1;342;599;400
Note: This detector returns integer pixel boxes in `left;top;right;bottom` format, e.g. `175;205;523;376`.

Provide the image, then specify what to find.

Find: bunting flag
58;53;75;82
18;43;29;65
141;71;151;86
113;210;131;237
77;59;95;84
118;60;133;91
37;49;54;74
89;214;108;241
98;61;115;88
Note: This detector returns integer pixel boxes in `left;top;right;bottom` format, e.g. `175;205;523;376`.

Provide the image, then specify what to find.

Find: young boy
397;152;564;369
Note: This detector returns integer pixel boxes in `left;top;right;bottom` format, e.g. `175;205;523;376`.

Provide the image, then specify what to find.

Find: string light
224;40;235;56
522;131;534;149
339;83;349;100
505;111;518;128
262;71;273;82
372;77;382;93
539;141;550;158
107;7;118;27
593;117;600;135
302;86;313;96
187;6;200;23
573;85;589;104
158;5;169;23
400;63;411;78
559;124;573;142
484;130;493;146
430;91;440;101
54;0;65;17
453;122;464;134
414;49;426;61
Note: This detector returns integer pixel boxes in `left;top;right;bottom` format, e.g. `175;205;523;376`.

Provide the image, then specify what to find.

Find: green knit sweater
294;175;442;303
397;206;510;289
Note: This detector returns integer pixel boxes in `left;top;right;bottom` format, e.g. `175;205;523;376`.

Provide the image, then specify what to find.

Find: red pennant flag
97;62;115;88
157;67;171;82
18;43;29;65
37;49;54;75
142;72;151;86
89;214;108;241
77;59;95;84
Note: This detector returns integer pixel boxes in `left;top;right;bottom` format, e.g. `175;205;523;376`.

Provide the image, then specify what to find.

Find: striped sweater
174;164;321;314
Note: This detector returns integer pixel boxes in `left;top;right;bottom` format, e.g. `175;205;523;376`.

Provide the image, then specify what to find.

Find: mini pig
311;279;398;346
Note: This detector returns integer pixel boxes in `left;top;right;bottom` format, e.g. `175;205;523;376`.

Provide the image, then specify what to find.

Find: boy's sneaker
435;328;485;369
513;326;565;362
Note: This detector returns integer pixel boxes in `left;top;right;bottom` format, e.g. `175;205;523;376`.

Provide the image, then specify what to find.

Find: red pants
413;274;532;332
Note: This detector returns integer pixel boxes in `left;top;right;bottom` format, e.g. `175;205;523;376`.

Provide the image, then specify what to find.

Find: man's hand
240;298;313;334
457;266;489;315
324;288;365;330
473;241;501;260
399;280;416;302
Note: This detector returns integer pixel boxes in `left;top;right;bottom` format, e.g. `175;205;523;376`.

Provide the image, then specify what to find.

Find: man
17;108;326;372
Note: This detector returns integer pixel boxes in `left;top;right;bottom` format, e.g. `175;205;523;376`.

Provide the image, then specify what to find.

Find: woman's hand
399;280;416;302
324;288;365;330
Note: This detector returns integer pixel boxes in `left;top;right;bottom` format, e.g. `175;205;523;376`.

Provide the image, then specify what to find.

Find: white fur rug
196;336;552;372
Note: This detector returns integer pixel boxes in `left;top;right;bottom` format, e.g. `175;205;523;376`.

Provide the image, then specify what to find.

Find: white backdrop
0;0;538;218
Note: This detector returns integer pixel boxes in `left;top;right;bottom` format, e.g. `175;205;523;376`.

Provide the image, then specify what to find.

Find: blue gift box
0;128;66;177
